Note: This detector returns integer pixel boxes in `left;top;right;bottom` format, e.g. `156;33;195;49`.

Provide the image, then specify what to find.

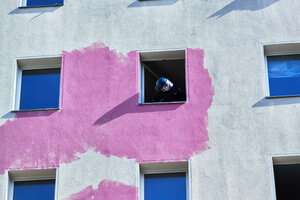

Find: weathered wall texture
0;175;3;199
0;43;213;170
1;0;300;199
0;43;213;199
67;180;138;200
58;150;137;199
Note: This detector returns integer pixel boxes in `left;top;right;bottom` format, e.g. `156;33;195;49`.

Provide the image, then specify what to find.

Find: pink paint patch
67;180;137;200
0;42;214;174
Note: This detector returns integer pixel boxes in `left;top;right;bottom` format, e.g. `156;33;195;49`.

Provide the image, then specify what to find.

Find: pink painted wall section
67;180;138;200
0;42;214;174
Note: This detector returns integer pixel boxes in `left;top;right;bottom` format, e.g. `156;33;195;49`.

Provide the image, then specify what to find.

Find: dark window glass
13;180;55;200
273;164;300;200
267;55;300;97
143;59;186;103
26;0;63;7
145;173;186;200
20;68;60;110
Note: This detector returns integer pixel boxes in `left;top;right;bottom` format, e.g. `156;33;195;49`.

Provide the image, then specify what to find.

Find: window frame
19;0;64;8
263;42;300;98
138;49;187;105
12;55;62;112
270;154;300;200
139;161;191;200
5;168;59;200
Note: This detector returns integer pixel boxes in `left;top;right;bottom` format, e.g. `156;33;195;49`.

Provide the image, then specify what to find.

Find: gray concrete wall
0;175;4;200
1;0;300;199
58;150;137;199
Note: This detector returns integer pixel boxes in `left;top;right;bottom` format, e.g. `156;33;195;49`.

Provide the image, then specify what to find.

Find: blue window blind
267;54;300;97
144;173;186;200
13;180;55;200
20;68;60;110
26;0;63;7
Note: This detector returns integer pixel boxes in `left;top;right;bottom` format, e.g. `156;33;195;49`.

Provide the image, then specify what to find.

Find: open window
272;155;300;200
20;0;64;8
140;161;190;200
139;49;187;104
7;169;58;200
264;43;300;98
13;56;62;112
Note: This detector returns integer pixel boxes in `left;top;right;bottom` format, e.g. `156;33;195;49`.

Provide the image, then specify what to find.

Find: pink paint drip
0;42;214;174
67;180;138;200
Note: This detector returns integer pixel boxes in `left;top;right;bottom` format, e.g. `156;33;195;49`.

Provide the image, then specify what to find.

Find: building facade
1;0;300;199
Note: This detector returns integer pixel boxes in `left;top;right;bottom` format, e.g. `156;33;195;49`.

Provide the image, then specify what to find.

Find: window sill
138;101;186;105
18;4;63;8
266;95;300;99
11;108;60;113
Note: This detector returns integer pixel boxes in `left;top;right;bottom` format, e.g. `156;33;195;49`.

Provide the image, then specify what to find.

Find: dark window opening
142;59;186;103
273;164;300;200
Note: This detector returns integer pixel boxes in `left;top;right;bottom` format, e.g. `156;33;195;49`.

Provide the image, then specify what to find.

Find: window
264;43;300;97
13;180;55;200
14;56;61;111
139;49;187;104
140;161;189;200
272;155;300;200
20;0;63;7
267;55;300;97
7;169;58;200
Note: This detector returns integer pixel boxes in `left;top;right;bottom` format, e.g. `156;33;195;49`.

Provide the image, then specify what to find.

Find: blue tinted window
13;180;55;200
20;68;60;110
145;173;186;200
267;55;300;97
26;0;63;7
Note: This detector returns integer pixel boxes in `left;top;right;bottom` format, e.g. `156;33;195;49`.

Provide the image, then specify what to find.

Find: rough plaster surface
0;43;213;174
190;146;275;200
58;150;137;199
67;180;138;200
0;175;4;200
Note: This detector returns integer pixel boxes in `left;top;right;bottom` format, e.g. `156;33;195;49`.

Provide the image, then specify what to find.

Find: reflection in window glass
267;55;300;97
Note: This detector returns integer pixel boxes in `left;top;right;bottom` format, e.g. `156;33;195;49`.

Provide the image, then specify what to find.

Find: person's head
155;77;174;92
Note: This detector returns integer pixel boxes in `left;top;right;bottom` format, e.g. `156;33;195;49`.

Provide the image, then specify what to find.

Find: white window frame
12;55;62;112
139;161;191;200
270;154;300;200
4;168;59;200
263;41;300;98
138;48;187;105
